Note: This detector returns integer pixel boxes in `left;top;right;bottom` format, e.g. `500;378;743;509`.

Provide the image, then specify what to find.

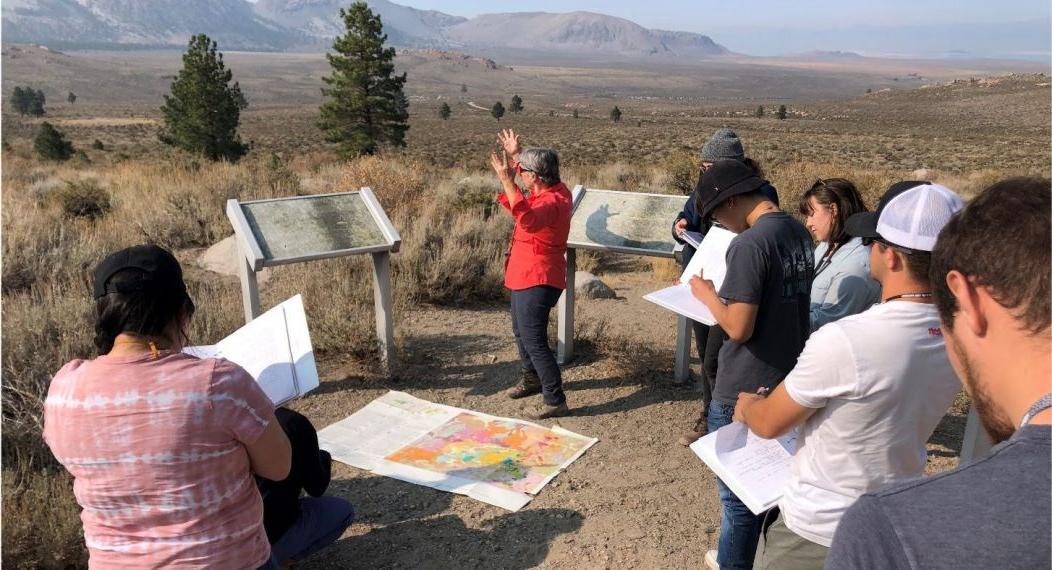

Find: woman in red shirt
489;129;572;419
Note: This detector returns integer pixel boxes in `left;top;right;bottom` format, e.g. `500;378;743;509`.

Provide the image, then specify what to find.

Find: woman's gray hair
518;147;560;186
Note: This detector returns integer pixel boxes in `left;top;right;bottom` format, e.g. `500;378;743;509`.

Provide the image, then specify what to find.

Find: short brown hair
931;177;1051;334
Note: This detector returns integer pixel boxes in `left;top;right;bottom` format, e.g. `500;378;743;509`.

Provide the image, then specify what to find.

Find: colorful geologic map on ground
386;412;594;495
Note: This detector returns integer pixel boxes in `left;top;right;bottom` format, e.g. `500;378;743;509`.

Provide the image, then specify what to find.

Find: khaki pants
754;509;829;570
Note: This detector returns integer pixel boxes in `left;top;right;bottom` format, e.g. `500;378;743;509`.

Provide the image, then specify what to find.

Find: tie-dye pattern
43;351;274;569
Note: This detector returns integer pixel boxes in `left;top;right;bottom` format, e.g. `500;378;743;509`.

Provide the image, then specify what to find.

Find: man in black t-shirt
826;177;1051;569
689;159;814;570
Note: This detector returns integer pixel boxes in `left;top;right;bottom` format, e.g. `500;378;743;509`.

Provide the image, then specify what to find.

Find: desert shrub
91;139;105;151
33;122;74;161
56;178;111;219
394;198;510;305
664;152;700;195
450;175;500;217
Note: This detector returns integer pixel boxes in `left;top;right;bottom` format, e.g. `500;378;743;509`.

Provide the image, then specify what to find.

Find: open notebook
690;422;798;515
183;295;319;405
643;226;736;325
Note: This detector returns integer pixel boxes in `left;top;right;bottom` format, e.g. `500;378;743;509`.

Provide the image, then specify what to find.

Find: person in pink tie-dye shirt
44;245;292;569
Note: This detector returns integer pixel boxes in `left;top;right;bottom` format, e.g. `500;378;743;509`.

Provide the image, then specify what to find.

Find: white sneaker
704;549;720;570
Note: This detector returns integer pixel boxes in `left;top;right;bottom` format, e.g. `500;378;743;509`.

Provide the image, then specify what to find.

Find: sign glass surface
241;193;387;262
567;189;686;255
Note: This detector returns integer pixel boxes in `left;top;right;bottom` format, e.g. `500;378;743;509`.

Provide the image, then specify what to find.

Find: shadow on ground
303;475;582;569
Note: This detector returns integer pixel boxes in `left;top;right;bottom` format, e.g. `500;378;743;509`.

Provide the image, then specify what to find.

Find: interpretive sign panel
226;188;400;368
567;188;686;257
236;191;397;267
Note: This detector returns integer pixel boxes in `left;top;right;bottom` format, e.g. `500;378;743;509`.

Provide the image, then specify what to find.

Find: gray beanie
701;128;745;162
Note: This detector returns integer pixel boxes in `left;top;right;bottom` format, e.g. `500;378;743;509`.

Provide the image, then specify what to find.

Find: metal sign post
226;187;401;370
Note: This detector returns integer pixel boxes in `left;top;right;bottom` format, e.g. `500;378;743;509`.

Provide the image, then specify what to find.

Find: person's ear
876;244;897;272
946;270;987;337
829;202;839;219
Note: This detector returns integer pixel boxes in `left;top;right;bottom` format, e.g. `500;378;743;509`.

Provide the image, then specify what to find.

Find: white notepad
184;295;319;405
643;226;737;324
690;421;798;515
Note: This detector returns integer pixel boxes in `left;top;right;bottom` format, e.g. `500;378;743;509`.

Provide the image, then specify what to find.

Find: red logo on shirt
929;327;943;337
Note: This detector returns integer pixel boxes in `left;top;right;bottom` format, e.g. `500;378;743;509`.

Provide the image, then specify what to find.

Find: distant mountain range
2;0;729;60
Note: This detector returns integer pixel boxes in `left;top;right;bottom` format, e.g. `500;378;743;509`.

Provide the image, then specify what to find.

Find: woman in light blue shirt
799;178;881;331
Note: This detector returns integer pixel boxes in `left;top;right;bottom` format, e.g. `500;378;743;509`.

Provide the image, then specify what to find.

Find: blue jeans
268;496;355;565
709;401;765;569
510;285;565;405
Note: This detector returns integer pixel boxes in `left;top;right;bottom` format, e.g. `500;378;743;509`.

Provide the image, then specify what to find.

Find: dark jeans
700;325;727;413
510;285;565;405
709;400;765;569
272;496;355;563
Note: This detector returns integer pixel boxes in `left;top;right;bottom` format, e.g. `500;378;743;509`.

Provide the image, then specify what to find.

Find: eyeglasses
514;164;535;175
862;236;917;255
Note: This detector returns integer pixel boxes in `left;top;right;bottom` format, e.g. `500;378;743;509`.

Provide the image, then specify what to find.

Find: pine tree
159;34;248;161
439;102;451;120
776;104;787;120
610;106;622;122
572;109;579;119
755;105;764;118
491;101;505;121
28;89;46;116
68;91;77;105
34;121;74;161
509;94;523;113
11;87;28;115
460;83;468;93
318;2;409;157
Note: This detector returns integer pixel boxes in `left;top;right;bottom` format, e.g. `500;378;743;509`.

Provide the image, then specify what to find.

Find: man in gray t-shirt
689;159;814;570
714;211;814;404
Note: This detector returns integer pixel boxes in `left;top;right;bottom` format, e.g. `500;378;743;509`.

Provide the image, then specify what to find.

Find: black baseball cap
695;159;766;221
93;245;188;300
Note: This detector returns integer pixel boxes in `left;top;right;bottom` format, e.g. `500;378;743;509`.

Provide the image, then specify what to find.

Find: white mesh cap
876;183;964;251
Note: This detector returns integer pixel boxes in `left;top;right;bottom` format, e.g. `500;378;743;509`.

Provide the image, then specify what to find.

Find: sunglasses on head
514;164;535;175
862;236;917;255
809;178;826;191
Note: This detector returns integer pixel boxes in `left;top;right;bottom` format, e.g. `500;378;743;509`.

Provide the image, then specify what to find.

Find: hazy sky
404;0;1049;30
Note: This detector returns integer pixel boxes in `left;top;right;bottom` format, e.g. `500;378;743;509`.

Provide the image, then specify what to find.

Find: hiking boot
704;549;720;570
526;401;570;420
506;370;542;399
678;412;708;446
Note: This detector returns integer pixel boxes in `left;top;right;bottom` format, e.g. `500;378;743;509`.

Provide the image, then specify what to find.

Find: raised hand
497;128;521;157
489;150;515;183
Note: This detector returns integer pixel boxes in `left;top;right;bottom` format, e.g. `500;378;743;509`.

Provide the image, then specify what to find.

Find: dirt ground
279;259;968;569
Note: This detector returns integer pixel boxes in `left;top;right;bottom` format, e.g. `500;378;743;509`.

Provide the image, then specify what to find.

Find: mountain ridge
2;0;729;60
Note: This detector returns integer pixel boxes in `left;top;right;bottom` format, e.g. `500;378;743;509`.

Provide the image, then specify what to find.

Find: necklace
883;292;933;303
111;336;163;359
1020;393;1052;428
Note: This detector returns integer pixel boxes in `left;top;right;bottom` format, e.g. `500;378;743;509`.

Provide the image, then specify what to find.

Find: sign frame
226;187;401;369
557;185;694;383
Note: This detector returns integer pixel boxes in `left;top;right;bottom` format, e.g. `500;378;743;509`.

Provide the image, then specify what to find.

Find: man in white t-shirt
730;181;965;569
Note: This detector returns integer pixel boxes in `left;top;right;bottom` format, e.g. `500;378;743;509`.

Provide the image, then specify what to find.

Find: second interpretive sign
567;188;686;257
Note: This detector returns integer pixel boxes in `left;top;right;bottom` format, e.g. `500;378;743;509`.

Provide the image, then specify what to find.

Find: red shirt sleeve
497;191;513;212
